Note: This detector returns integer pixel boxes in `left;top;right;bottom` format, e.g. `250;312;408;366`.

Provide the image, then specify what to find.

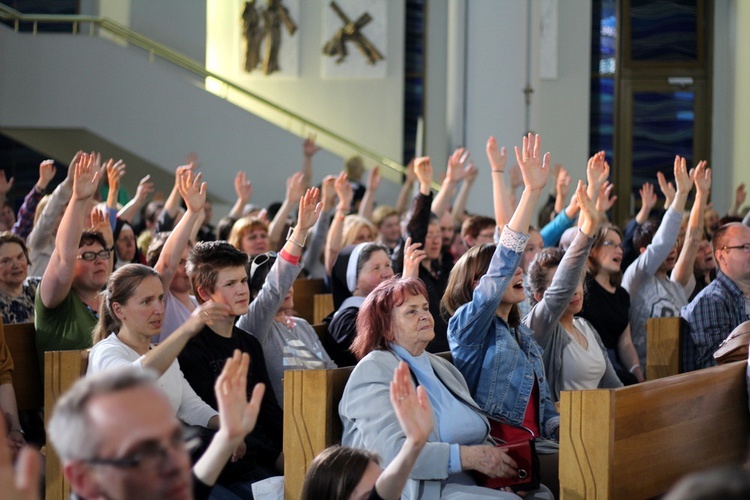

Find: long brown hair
92;264;162;345
587;224;624;287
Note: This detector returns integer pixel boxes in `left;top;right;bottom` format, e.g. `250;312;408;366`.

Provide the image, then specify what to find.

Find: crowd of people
1;131;749;499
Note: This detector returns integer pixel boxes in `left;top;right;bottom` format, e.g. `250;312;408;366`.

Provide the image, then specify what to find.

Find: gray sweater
523;230;622;401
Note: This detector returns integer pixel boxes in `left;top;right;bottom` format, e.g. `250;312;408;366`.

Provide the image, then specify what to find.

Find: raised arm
27;152;78;251
301;134;319;190
657;171;675;211
451;162;478;222
104;159;126;212
0;170;15;217
268;171;305;249
432;148;469;217
117;175;154;224
486;137;513;227
228;171;253;220
39;152;99;309
325;172;353;275
358;165;381;220
194;351;266;486
301;175;336;274
12;159;56;239
554;166;571;216
508;134;549;234
155;169;205;289
586;151;609;206
730;183;746;217
635;181;657;225
672;160;707;287
374;362;432;500
394;160;416;216
162;163;193;221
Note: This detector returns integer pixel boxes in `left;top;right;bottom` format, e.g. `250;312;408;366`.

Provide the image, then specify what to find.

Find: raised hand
576;180;603;237
414;157;433;193
464;162;479;184
405;159;417;184
90;207;113;247
72;152;100;200
402;237;427;279
556;167;571;201
656;171;675;209
303;134;320;158
286;171;306;204
586;151;610;190
596;181;617;212
188;300;232;330
391;361;433;446
105;159;126;191
486;137;507;173
37;160;56;191
321;175;337;211
215;350;265;444
234;171;253;202
0;170;14;195
367;165;382;192
673;155;694;195
734;182;745;208
333;171;354;211
639;182;657;213
446;147;470;183
513;133;550;192
134;175;155;203
297;187;323;231
65;150;83;181
178;169;207;213
694;161;711;196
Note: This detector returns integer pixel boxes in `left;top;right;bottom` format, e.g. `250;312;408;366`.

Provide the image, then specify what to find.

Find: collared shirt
681;271;750;371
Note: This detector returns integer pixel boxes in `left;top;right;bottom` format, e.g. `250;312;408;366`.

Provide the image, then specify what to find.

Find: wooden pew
2;322;42;411
44;350;90;500
283;352;453;500
313;293;333;324
646;316;686;379
292;278;327;324
559;361;750;499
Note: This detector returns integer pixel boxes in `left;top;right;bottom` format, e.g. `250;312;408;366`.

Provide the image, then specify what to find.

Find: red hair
352;277;429;360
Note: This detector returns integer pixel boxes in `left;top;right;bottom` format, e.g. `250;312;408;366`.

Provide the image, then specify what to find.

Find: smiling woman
0;232;40;324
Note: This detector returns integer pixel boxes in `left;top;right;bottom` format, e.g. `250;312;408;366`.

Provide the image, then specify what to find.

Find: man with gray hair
1;350;263;499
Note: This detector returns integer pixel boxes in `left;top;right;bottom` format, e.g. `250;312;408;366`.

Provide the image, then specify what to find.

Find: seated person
35;153;113;370
0;233;40;324
302;362;431;500
41;351;264;500
341;277;553;499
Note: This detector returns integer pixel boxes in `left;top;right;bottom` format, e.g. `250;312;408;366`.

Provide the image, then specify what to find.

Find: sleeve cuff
448;443;462;474
499;225;530;253
279;249;300;266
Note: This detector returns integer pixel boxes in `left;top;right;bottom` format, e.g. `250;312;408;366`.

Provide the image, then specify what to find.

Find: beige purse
713;320;750;364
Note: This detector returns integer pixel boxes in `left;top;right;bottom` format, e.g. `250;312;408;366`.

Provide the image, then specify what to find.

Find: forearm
635;204;651;225
156;209;199;287
617;327;644;381
12;185;43;238
301;210;331;272
193;431;237;487
228;196;249;219
282;224;310;259
431;179;456;217
117;197;143;224
670;191;689;215
394;180;414;215
492;172;515;227
268;200;294;248
163;186;183;219
140;329;194;376
507;188;542;234
451;180;474;221
324;209;345;275
0;383;21;430
358;187;376;220
375;439;426;500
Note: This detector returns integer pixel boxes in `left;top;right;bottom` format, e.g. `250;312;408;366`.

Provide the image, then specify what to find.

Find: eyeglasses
77;250;112;261
83;430;199;469
601;241;623;250
250;251;277;280
722;244;750;253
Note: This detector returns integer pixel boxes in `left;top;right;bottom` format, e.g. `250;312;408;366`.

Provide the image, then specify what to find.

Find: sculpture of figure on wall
261;0;297;75
242;0;263;72
323;1;384;65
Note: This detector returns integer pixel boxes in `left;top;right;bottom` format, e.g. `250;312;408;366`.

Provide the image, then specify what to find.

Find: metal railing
0;3;423;185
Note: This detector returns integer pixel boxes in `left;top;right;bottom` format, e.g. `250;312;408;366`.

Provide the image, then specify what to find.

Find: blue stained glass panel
631;91;694;197
630;0;697;61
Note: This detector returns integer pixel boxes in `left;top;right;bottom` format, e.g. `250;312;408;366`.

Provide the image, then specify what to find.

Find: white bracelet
628;364;641;374
286;226;307;248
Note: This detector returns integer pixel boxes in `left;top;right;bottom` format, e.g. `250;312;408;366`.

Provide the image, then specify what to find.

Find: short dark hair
301;445;380;500
0;231;31;266
461;215;495;240
527;247;566;305
80;230;107;250
633;219;659;251
187;241;248;301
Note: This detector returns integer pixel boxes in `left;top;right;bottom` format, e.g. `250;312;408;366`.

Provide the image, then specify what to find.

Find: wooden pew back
559;361;750;499
313;293;333;324
646;316;686;379
44;350;90;500
292;278;327;324
2;322;42;411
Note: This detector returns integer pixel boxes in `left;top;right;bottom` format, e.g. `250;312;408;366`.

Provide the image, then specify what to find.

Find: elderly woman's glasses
250;251;278;280
77;250;112;261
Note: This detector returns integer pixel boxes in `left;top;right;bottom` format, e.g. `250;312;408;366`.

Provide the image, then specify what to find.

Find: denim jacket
448;226;560;439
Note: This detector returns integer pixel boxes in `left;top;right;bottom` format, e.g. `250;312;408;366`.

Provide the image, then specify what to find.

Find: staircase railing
0;3;423;185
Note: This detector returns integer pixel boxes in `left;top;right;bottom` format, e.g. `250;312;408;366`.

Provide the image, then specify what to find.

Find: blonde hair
342;215;376;246
227;216;269;252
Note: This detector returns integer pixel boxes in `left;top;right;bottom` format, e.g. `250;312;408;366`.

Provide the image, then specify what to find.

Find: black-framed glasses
82;431;199;469
250;251;277;280
722;244;750;253
77;250;112;261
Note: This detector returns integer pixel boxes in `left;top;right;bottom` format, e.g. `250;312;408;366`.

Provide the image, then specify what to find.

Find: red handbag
474;420;541;492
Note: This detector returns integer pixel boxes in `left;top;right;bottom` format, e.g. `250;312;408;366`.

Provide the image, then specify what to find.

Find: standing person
35;152;113;368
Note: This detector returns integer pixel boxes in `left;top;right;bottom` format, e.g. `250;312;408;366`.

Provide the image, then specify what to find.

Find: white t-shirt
560;317;607;391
